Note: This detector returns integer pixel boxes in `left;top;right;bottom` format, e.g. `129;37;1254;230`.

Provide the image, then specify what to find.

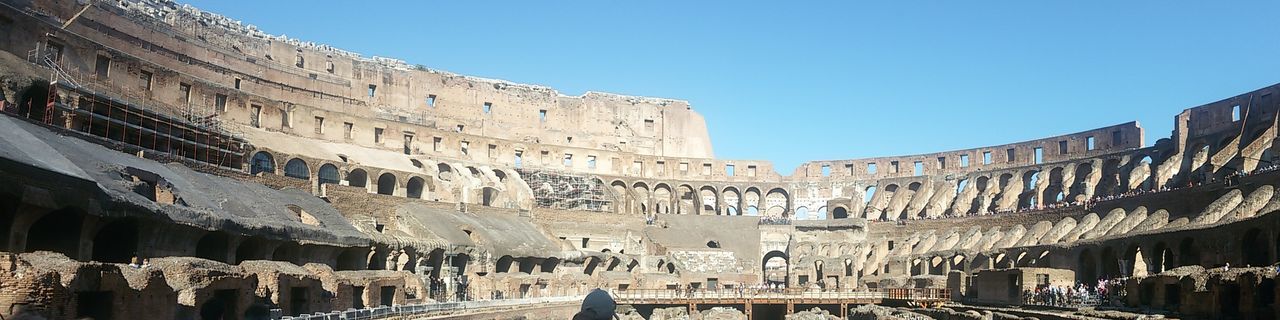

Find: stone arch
235;237;270;264
676;184;697;215
610;180;628;213
1043;167;1066;204
832;206;849;219
407;176;426;199
763;250;789;285
284;158;309;179
25;207;85;259
795;206;810;220
481;186;500;206
1179;237;1200;267
632;182;651;214
699;185;719;215
195;232;231;263
376;172;396;195
436;163;455;181
335;248;366;271
1151;241;1172;273
273;242;301;265
492;169;508;183
744;187;763;216
91;218;139;263
1019;170;1041;209
653;183;673;214
496;255;515;273
251;151;276;175
1243;228;1269;267
765;188;790;217
1078;248;1097;283
541;257;559;273
722;187;741;215
318;164;340;186
347;168;369;188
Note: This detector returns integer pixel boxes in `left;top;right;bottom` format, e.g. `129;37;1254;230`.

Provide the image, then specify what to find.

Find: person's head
578;289;617;320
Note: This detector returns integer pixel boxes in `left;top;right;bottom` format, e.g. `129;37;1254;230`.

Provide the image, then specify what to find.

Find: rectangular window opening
587;156;597;169
426;94;436;108
1233;105;1241;122
374;128;384;143
644;119;655;132
821;164;831;177
633;161;644;174
1006;148;1016;163
701;163;712;176
483;102;492;114
982;151;992;165
890;161;900;173
433;137;442;152
913;161;924;176
679;162;690;173
234;78;242;90
539;109;547;122
1087;136;1096;150
514;150;524;168
867;163;878;174
326;61;335;73
314;116;325;134
250;104;262;128
726;164;736;176
960;154;970;167
214;94;227;113
461;141;470;155
657;161;666;174
937;157;946;169
139;70;153;91
403;134;414;155
1034;147;1044;164
563;154;573;167
488;144;497;158
1058;140;1068;155
368;84;377;97
94;54;110;79
178;83;192;104
343;122;353;139
747;165;757;177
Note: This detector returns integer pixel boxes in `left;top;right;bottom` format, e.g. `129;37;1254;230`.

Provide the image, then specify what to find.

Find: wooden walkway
612;288;950;319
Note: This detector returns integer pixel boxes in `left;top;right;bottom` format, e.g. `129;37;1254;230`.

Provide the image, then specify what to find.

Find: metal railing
611;288;949;302
277;295;583;320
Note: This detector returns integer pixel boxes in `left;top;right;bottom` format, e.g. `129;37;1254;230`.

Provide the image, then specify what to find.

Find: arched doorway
317;164;340;186
25;208;85;259
1078;249;1097;283
1243;228;1270;267
251;151;275;174
284;158;309;179
407;177;426;199
376;173;396;195
1179;238;1200;267
347;169;368;188
763;250;789;286
195;232;230;263
832;207;848;219
92;218;139;263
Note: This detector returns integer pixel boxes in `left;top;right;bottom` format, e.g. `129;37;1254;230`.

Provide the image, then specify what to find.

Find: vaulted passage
26;208;86;259
195;232;230;263
92;218;139;263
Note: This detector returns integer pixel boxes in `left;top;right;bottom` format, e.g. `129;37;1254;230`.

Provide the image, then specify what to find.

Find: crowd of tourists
1023;278;1126;307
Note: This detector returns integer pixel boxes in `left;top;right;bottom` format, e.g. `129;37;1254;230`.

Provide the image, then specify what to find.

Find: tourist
572;289;618;320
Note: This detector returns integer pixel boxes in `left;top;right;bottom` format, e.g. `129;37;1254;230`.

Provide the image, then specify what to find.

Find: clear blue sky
184;0;1280;174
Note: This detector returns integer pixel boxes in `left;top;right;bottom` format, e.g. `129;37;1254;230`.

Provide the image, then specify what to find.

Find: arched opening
347;169;368;188
481;187;499;206
541;258;559;273
706;241;720;248
318;164;340;186
235;238;270;264
251;151;275;174
1101;247;1120;278
25;207;85;259
1078;249;1097;283
1179;238;1200;267
763;250;789;286
1151;242;1171;273
284;158;309;179
273;242;301;265
436;163;454;181
407;177;425;199
496;255;514;273
195;232;230;263
368;247;388;270
335;248;365;271
747;206;759;216
92;218;139;263
376;173;396;195
1243;228;1269;267
795;207;810;220
583;257;600;276
699;186;719;215
832;207;849;219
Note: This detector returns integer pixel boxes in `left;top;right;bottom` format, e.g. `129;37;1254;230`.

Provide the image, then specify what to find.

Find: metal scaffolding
516;168;612;211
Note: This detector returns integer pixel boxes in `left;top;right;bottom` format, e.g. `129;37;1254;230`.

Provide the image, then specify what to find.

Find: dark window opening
94;54;110;79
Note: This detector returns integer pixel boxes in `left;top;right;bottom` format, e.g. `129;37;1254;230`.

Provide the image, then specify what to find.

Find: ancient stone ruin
0;0;1278;319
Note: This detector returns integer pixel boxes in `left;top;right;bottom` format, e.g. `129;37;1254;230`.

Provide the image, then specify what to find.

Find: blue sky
184;0;1280;174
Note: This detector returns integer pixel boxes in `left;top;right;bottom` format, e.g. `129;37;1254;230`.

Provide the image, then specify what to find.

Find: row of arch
611;180;794;217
